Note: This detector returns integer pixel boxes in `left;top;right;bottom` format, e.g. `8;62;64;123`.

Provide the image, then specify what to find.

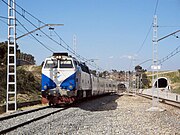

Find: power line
0;16;35;40
16;19;55;52
159;45;180;65
137;59;152;66
136;23;152;54
157;29;180;42
145;45;180;70
3;0;86;59
1;0;105;71
6;0;45;25
0;12;54;52
136;0;159;55
1;1;96;66
0;18;8;25
2;1;84;57
0;18;103;70
0;15;8;19
154;0;159;15
1;1;75;53
159;25;180;28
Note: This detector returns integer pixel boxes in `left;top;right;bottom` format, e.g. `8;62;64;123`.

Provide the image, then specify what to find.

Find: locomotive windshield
44;60;58;68
44;59;73;68
59;60;73;68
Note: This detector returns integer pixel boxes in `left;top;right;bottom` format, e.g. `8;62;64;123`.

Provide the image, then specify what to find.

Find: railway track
0;93;115;134
0;92;178;134
127;90;180;109
1;91;178;134
137;93;180;109
0;100;42;114
0;106;70;134
0;105;49;121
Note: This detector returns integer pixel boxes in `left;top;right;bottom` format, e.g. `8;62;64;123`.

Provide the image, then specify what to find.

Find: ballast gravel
4;94;180;135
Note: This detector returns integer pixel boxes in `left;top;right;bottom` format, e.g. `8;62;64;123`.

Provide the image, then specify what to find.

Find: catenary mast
6;0;17;112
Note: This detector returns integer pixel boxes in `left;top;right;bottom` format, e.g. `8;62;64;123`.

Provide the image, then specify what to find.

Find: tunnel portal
153;77;169;88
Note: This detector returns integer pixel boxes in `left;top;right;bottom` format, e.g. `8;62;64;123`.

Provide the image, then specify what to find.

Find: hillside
146;70;180;94
0;65;42;104
0;41;42;104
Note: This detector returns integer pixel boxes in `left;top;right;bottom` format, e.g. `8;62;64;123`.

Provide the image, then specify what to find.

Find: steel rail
0;107;69;134
0;105;49;121
137;93;180;109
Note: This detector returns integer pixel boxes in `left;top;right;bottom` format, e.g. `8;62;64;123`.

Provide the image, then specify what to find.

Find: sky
0;0;180;71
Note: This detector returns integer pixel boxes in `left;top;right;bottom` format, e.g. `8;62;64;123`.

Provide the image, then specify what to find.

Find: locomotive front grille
48;87;77;97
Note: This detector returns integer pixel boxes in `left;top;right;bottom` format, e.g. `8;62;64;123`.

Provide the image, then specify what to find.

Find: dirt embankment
0;65;42;104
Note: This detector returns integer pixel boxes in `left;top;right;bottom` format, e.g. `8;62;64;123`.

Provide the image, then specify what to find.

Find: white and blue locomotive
41;53;119;105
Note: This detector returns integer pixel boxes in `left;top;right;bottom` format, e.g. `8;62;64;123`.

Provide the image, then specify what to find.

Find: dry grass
146;70;180;94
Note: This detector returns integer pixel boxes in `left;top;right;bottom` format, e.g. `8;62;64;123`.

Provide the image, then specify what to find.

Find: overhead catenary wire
0;11;55;52
159;25;180;28
1;0;103;71
0;15;8;20
16;19;55;53
0;18;8;25
136;24;152;54
5;0;45;25
146;44;180;70
2;0;87;58
135;0;159;55
0;16;36;40
153;0;159;15
2;0;73;52
158;45;180;65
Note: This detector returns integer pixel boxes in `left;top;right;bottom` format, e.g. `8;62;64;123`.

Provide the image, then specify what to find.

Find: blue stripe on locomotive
41;72;76;91
41;74;57;91
60;72;76;91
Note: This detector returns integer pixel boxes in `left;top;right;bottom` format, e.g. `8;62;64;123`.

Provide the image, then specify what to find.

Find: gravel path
6;94;180;135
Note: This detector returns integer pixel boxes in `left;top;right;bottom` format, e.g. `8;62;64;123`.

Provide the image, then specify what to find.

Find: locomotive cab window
44;60;58;68
59;60;73;68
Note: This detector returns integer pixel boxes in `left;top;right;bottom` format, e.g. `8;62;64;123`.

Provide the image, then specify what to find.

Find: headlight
69;85;73;89
44;85;48;90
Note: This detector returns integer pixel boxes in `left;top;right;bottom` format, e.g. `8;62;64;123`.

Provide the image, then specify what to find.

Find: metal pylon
147;15;164;112
6;0;17;112
152;15;159;108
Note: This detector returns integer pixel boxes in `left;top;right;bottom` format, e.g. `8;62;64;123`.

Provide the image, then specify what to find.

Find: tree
90;70;97;76
135;65;142;73
0;41;8;65
98;70;109;78
0;41;20;66
0;41;39;103
134;65;150;88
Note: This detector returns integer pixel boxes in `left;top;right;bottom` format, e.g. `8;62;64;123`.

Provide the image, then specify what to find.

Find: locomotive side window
73;61;78;67
79;63;90;73
44;60;58;68
60;60;73;68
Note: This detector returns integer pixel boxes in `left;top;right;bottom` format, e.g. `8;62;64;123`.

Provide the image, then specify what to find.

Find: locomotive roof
53;52;68;56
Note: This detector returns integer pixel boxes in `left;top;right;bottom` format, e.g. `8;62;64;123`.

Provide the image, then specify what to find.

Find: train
41;53;122;105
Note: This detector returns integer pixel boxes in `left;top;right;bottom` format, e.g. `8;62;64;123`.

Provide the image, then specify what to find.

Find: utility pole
128;71;130;92
147;15;163;112
152;15;159;108
6;0;62;112
7;0;17;112
132;56;136;95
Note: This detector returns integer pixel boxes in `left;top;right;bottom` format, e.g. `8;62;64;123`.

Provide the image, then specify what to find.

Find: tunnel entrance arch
153;77;170;90
117;83;126;90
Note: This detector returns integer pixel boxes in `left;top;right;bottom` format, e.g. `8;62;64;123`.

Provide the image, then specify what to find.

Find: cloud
109;56;114;59
119;54;137;60
119;55;133;60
